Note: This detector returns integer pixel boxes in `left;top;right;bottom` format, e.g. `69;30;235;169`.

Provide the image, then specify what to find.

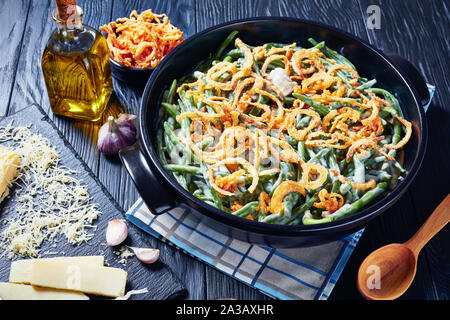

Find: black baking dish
119;17;429;248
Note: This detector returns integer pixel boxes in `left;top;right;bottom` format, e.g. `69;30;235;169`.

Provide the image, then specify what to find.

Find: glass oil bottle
41;0;113;122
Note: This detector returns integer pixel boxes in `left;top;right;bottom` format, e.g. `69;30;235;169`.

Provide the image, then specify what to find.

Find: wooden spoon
357;193;450;300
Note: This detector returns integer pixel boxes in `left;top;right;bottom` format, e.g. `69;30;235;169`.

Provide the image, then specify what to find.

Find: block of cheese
0;282;89;300
9;256;104;284
31;260;127;298
0;146;20;204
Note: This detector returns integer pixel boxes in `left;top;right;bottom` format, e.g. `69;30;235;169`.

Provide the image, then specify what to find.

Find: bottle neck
52;5;83;31
48;5;98;55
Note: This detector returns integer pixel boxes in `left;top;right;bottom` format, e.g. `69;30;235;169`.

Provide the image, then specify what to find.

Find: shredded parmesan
0;121;102;259
114;245;135;265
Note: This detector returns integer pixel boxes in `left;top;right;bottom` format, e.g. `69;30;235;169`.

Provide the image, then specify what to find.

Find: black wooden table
0;0;448;300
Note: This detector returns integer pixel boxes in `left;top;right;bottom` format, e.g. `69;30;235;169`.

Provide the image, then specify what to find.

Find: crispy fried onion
291;48;325;78
215;169;246;194
322;107;360;133
301;71;335;93
346;138;394;162
286;108;321;141
384;114;412;150
261;55;290;76
208;157;259;196
305;131;353;149
313;189;344;213
205;61;238;91
299;163;329;190
235;38;254;72
177;110;225;122
270;181;306;214
259;191;271;213
330;169;376;191
327;64;359;84
268;137;304;164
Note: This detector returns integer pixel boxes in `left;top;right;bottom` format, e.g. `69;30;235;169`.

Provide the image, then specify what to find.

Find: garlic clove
106;219;128;246
97;114;137;156
130;247;160;264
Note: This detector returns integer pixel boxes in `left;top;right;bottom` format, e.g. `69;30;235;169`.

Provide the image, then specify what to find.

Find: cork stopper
55;0;77;20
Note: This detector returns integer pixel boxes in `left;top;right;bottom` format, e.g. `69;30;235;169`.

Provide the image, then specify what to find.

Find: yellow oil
42;27;113;122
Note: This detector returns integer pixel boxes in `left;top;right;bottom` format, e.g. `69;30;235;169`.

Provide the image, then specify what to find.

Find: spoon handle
404;194;450;256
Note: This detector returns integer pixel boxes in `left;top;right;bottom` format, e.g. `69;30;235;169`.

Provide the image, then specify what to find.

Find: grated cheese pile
0;121;102;259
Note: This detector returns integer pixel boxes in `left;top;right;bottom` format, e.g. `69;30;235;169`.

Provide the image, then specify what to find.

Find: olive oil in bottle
41;1;112;122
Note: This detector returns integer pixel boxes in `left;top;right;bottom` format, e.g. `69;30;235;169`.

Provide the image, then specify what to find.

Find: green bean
225;48;244;58
296;115;312;128
353;156;366;183
163;164;202;175
370;88;402;116
376;170;392;182
266;42;291;49
297;141;307;162
198;136;214;150
198;53;213;73
223;55;233;62
269;59;285;69
308;38;356;70
328;151;339;172
232;201;259;217
311;41;325;50
253;58;262;77
194;193;214;201
200;164;223;210
163;126;177;158
172;174;188;190
284;134;298;147
166;79;178;104
156;127;168;165
302;182;388;224
355;79;377;91
283;191;300;218
161;102;180;119
193;71;205;79
292;93;330;117
331;180;341;193
260;212;282;224
189;95;197;109
280;194;319;225
164;121;200;163
308;148;331;164
269;162;291;196
213;30;239;60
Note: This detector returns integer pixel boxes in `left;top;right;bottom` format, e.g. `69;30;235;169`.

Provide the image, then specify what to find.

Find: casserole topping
157;32;412;225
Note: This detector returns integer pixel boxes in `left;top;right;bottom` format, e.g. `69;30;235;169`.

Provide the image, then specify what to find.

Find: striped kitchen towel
126;84;435;300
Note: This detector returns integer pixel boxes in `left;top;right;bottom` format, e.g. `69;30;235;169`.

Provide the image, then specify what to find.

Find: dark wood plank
105;0;206;300
196;0;280;31
0;0;31;117
278;0;368;39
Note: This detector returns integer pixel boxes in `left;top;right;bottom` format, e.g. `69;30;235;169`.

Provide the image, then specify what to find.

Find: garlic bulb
130;247;160;264
106;219;128;246
98;114;137;156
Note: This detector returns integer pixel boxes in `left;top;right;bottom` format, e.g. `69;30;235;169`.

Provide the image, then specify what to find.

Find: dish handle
119;143;177;215
385;52;430;107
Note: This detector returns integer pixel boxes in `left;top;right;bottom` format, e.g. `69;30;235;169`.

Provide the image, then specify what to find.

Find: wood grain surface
0;0;448;300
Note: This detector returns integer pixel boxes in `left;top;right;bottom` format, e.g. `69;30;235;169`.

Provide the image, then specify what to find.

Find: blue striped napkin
126;84;435;300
